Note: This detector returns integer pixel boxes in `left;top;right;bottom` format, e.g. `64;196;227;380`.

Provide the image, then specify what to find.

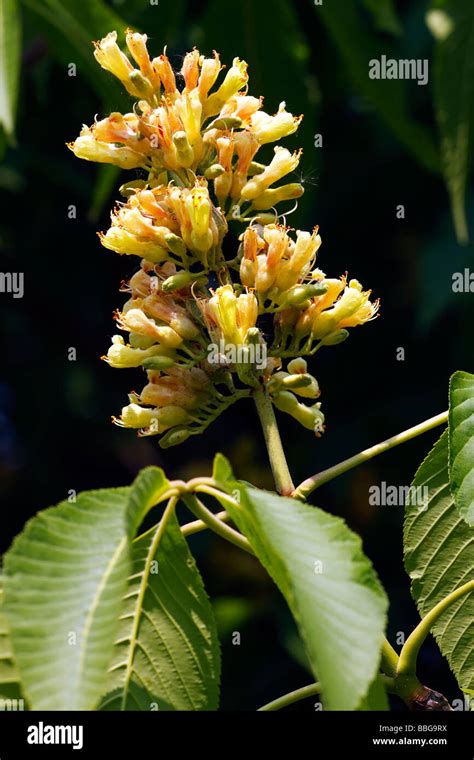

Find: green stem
253;387;295;496
380;638;399;678
258;682;321;711
292;410;448;500
398;580;474;678
182;493;253;555
181;509;229;536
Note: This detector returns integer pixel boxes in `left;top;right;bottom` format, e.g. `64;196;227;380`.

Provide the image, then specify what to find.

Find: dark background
0;0;472;710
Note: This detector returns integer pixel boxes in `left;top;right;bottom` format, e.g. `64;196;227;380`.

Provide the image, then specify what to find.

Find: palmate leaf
449;370;474;526
404;431;474;691
214;457;388;711
100;492;220;710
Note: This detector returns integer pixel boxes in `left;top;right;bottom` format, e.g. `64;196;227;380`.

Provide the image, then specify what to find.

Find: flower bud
173;130;194;167
161;272;194;292
287;357;307;374
204;163;225;179
160;426;193;448
320;329;350;346
240;147;302;202
285;282;328;307
141;356;175;371
250;183;304;210
104;335;173;368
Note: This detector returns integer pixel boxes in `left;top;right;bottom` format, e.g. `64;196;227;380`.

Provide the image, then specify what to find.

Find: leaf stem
258;682;321;711
181;493;253;555
292;410;448;500
253;387;295;496
397;580;474;678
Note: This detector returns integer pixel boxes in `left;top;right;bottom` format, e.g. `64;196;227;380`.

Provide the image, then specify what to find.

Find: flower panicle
69;31;380;446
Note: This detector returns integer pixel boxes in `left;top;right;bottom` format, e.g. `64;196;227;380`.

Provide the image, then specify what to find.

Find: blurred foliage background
0;0;473;710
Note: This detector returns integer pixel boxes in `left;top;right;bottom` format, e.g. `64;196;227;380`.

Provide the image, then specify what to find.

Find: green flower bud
161;271;194;292
159;426;193;448
173;130;194;167
320;329;350;346
285;282;328;307
204;163;226;179
129;70;154;98
280;374;313;390
248;161;266;176
164;233;187;257
142;355;176;371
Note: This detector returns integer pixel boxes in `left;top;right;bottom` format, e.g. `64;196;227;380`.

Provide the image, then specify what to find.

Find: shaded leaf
449;370;474;525
427;0;474;243
404;430;474;690
0;0;21;140
317;0;439;173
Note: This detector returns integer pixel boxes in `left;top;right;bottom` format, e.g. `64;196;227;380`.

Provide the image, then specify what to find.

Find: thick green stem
292;410;448;500
258;682;321;711
398;580;474;678
253;387;295;496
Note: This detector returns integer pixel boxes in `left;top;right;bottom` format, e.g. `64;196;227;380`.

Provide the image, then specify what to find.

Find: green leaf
212;452;234;485
20;0;128;108
220;476;388;710
0;0;21;141
404;430;474;691
427;0;474;243
363;0;402;36
358;674;389;711
3;487;133;709
0;578;24;705
449;370;474;525
317;0;439;173
100;510;220;710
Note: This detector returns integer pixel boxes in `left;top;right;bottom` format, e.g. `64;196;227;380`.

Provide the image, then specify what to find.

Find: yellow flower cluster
69;30;379;446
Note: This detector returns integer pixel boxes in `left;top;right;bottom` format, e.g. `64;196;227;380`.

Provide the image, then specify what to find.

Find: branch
292;410;448;500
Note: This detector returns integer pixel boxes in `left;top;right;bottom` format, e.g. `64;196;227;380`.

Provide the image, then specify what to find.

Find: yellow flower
207;285;258;345
203;58;248;118
240;147;302;201
103;335;174;368
249;102;303;144
67;130;145;169
312;279;379;339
